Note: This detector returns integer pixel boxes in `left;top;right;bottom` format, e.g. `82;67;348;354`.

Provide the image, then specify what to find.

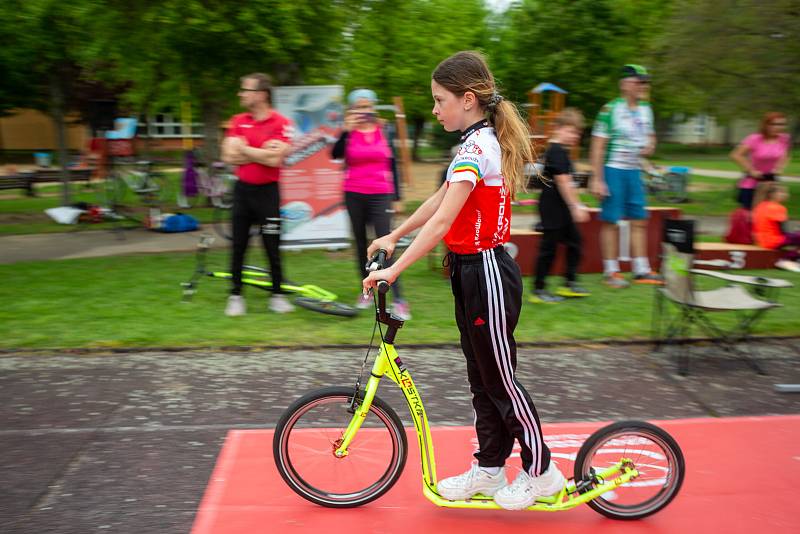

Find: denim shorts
600;166;648;223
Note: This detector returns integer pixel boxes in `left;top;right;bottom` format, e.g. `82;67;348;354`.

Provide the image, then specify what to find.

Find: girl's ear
463;91;476;111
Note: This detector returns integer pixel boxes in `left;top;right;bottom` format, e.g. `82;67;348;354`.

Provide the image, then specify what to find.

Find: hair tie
488;91;503;111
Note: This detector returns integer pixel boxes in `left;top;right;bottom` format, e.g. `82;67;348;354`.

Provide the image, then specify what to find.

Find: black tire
273;386;407;508
574;420;684;520
294;297;358;317
656;172;689;204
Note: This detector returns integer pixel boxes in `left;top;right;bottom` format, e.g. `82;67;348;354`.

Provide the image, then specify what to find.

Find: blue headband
348;88;377;105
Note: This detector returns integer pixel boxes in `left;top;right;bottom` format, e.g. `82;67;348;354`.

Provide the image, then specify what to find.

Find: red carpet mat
192;415;800;534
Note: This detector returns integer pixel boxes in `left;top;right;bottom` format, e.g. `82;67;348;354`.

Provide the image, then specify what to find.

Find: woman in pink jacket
332;89;410;319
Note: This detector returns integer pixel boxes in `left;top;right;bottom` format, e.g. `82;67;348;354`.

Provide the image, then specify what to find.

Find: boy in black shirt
530;108;590;303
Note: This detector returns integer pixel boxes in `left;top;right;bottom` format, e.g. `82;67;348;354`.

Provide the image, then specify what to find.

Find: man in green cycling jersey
589;64;662;288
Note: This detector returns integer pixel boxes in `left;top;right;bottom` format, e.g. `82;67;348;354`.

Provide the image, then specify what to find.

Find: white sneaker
392;300;412;320
775;259;800;273
437;462;507;501
269;294;295;313
494;461;566;510
355;293;372;309
225;295;246;317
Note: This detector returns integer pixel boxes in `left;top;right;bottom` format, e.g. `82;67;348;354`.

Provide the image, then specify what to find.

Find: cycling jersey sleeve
225;115;241;137
592;104;612;138
643;105;655;137
449;139;487;190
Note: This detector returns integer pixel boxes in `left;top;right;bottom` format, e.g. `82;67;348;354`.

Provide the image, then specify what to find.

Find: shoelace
507;471;532;492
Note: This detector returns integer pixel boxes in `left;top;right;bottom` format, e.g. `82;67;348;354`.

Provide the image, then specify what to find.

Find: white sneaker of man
494;461;566;510
437;462;507;501
269;294;295;313
775;259;800;273
224;295;246;317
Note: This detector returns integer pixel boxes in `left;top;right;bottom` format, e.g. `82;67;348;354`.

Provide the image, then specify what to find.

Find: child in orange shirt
752;183;800;272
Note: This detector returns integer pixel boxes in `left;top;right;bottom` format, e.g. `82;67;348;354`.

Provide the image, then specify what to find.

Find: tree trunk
50;73;71;205
411;116;425;161
200;103;221;165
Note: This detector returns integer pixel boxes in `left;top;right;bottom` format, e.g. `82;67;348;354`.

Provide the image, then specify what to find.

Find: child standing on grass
530;108;591;303
362;51;564;510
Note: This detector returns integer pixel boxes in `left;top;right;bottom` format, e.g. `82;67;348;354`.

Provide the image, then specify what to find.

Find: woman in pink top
730;112;791;209
331;89;410;318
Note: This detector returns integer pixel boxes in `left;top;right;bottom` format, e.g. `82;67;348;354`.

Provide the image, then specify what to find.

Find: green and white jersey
592;97;654;170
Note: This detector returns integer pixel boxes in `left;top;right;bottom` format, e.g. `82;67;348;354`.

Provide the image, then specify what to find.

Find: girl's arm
367;181;449;259
364;180;471;289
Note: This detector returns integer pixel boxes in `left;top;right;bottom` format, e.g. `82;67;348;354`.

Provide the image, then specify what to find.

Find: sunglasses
770;122;787;127
239;88;265;92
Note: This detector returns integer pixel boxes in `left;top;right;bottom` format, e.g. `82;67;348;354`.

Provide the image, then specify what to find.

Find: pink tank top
343;128;394;195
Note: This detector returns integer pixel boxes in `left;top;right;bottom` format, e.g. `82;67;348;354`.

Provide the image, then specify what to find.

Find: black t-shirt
538;142;574;229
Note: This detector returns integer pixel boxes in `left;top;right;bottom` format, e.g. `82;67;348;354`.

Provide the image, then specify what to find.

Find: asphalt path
2;341;799;533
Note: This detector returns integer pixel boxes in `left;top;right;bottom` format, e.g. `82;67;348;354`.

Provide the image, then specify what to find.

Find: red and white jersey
444;124;511;254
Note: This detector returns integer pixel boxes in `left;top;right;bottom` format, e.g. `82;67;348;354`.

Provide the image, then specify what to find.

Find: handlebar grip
366;249;389;272
377;281;391;295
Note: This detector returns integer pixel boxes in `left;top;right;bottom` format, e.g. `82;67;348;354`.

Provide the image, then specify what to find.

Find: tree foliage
342;0;488;155
1;0;797;174
653;0;800;122
489;0;674;123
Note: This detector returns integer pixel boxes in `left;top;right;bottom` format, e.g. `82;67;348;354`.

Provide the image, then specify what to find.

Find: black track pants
449;246;551;476
230;181;284;295
345;191;402;300
534;222;582;290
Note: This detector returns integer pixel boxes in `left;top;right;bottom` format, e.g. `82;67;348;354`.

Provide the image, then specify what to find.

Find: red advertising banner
273;86;349;248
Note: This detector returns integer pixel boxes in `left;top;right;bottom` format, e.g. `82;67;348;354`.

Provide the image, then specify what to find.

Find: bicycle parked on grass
642;159;690;204
178;157;237;210
273;251;685;518
99;159;176;224
181;235;357;317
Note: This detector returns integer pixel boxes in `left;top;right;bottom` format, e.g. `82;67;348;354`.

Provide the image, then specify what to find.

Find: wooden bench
694;242;781;270
506;208;683;275
29;167;94;184
0;172;35;196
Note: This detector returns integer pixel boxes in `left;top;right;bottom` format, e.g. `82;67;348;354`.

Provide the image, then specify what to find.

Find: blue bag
160;213;199;233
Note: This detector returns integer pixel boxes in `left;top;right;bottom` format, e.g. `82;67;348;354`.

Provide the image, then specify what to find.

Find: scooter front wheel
273;386;407;507
574;420;684;520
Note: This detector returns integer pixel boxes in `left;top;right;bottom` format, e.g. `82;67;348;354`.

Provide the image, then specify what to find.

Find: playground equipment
526;82;569;156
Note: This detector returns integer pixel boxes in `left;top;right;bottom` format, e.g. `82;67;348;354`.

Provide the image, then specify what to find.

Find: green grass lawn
652;158;800;176
2;153;798;236
651;142;800;175
516;174;800;220
1;248;797;350
0;171;219;235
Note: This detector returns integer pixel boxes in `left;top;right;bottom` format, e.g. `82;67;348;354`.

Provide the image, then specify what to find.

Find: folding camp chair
652;219;793;376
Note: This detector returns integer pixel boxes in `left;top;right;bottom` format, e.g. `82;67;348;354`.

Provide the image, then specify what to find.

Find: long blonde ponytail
490;99;534;198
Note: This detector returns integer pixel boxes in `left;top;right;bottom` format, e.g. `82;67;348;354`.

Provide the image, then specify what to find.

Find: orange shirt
752;200;787;249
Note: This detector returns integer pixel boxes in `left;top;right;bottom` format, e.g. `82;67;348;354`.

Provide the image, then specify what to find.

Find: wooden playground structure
525;82;577;159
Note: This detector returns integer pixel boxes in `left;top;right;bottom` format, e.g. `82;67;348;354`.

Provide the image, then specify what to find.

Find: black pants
345;191;402;299
534;222;582;290
230;181;284;295
449;246;551;476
